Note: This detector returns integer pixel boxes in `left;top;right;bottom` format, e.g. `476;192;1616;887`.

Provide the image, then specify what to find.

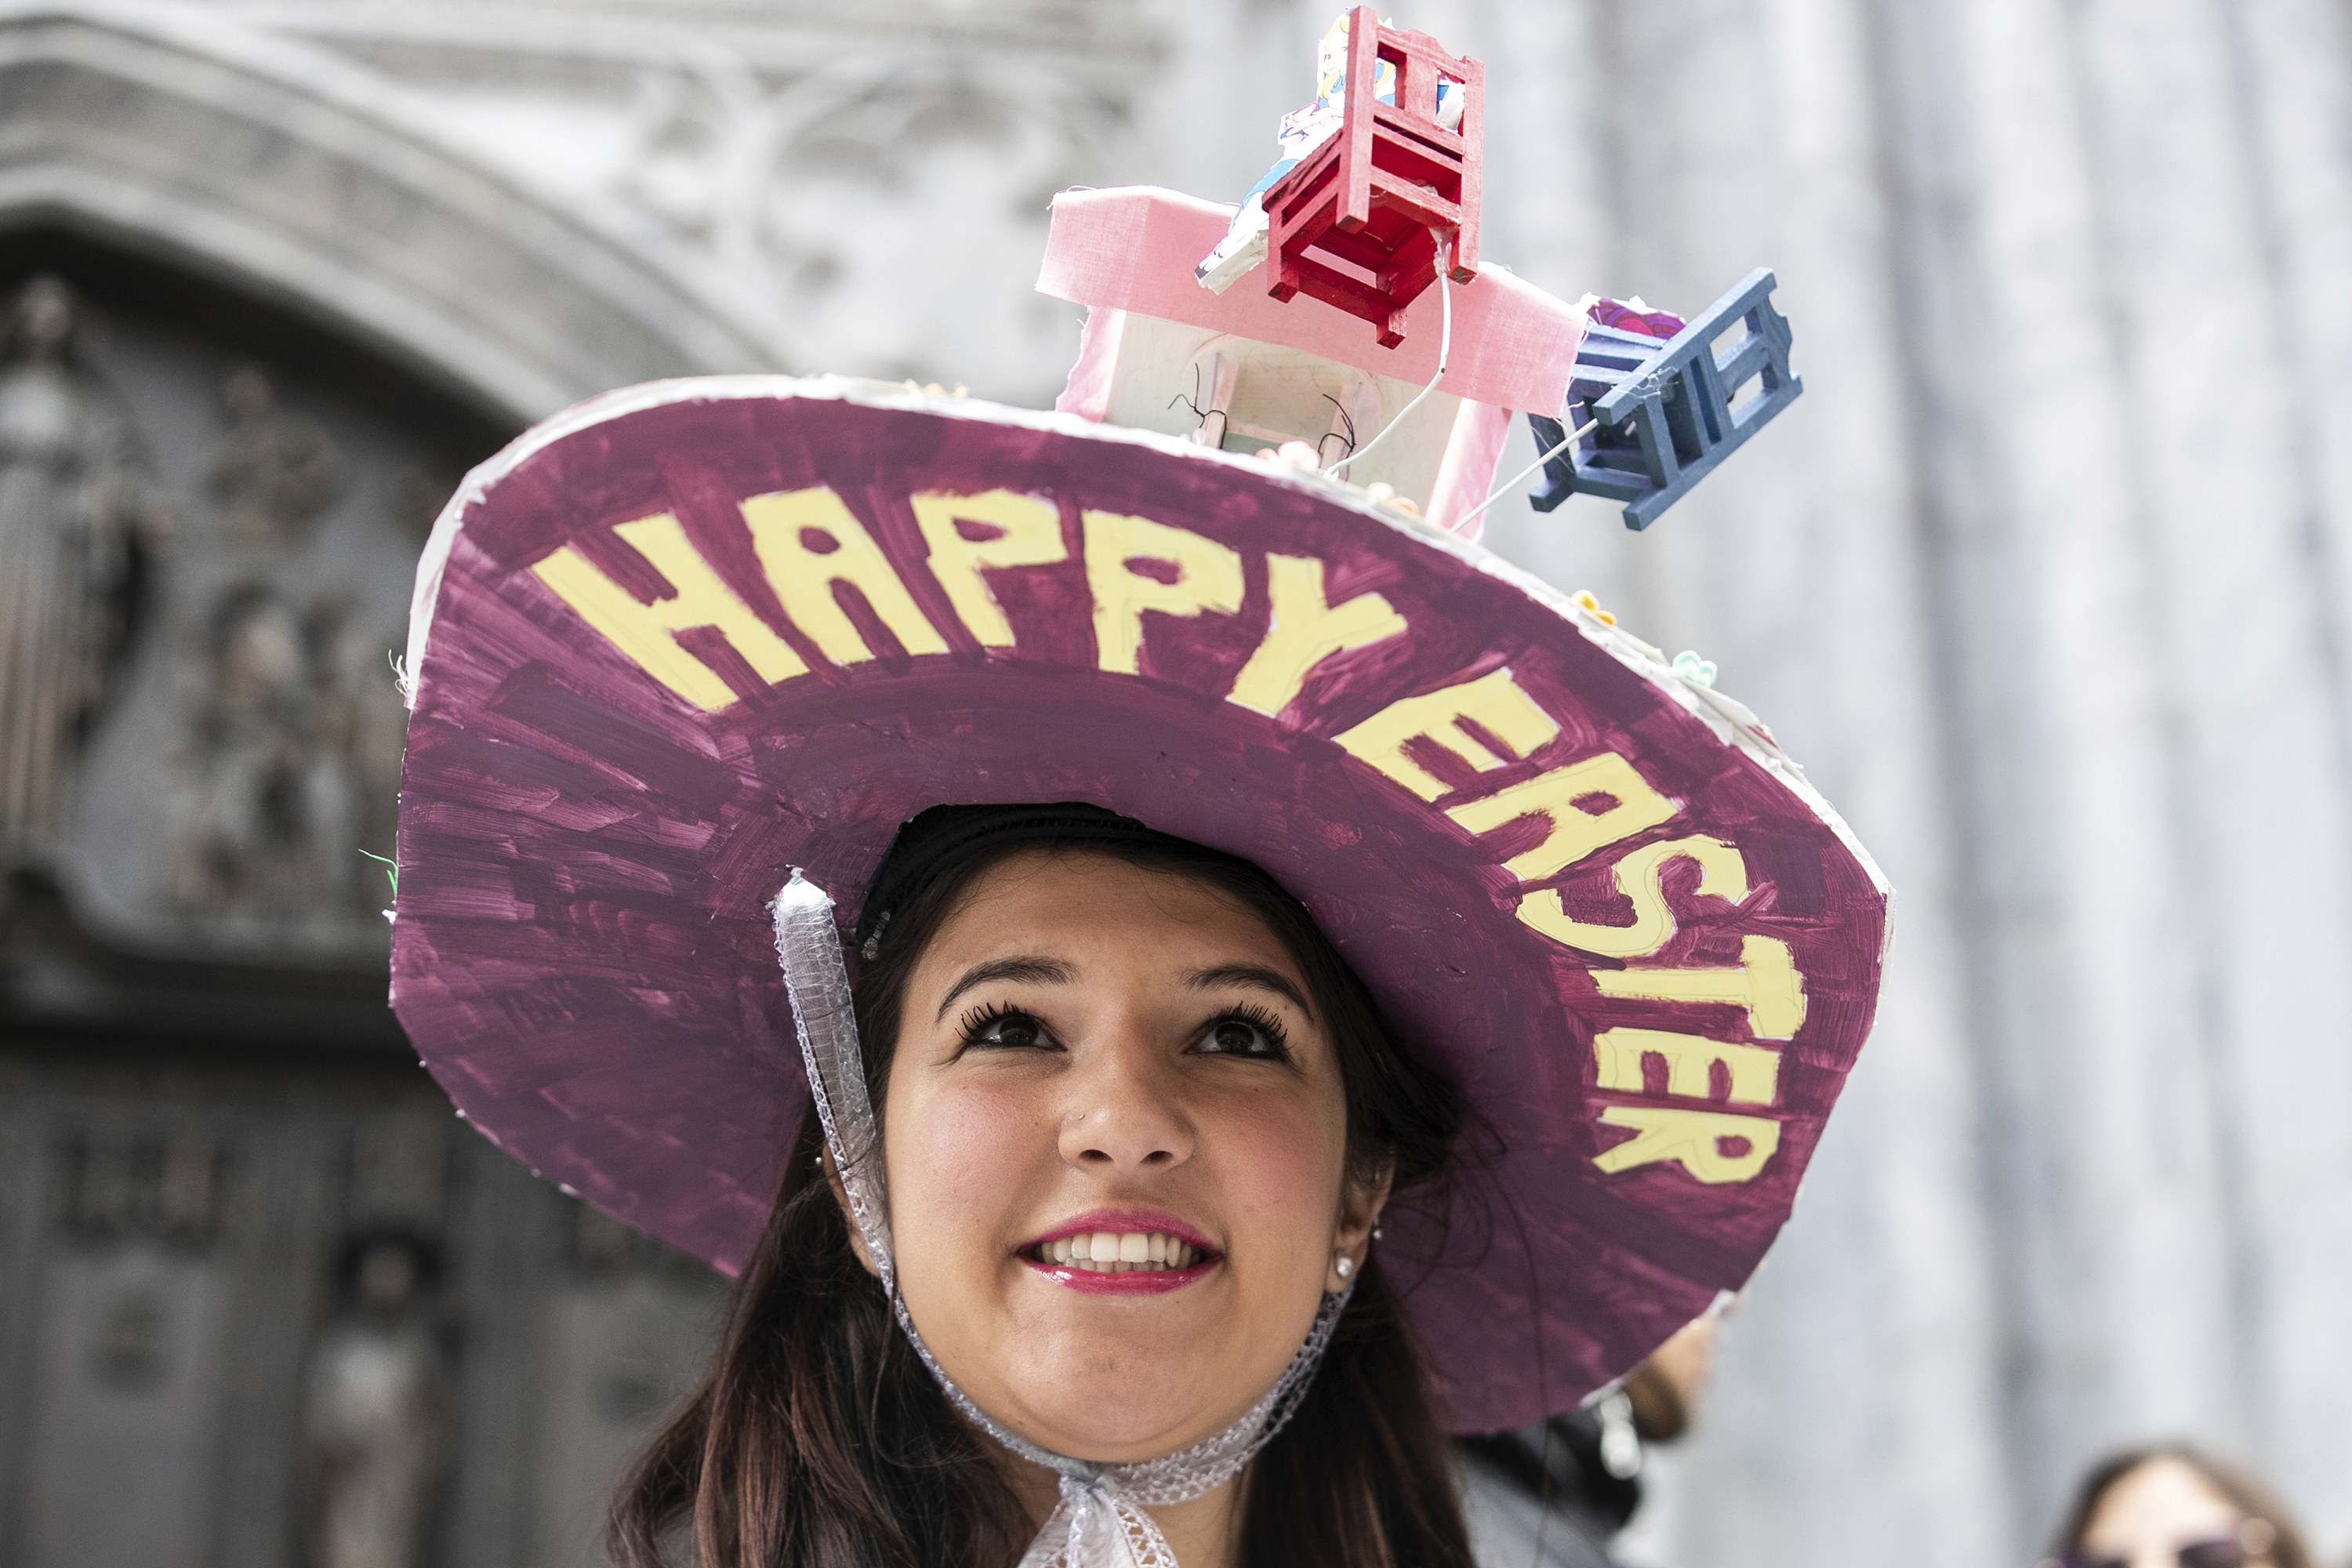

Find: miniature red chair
1260;7;1483;347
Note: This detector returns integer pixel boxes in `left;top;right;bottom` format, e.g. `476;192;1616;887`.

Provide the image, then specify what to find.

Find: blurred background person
1459;1318;1717;1566
2044;1447;2314;1568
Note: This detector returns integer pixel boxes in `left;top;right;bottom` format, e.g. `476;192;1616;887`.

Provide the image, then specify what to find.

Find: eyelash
950;1000;1294;1061
1196;1003;1292;1061
956;1001;1050;1054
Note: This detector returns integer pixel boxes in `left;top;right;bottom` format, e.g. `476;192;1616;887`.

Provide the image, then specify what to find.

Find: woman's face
877;849;1381;1464
2075;1457;2274;1568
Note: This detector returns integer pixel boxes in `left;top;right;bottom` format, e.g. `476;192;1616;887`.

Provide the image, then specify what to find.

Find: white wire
1325;240;1454;477
1451;412;1601;530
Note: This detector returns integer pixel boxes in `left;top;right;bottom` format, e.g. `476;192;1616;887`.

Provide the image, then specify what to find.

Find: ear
820;1148;883;1279
1327;1160;1394;1292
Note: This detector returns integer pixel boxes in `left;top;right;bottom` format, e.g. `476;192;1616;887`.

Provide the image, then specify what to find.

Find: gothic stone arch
0;12;777;427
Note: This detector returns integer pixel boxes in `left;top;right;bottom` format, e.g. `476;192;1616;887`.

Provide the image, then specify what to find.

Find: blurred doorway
0;234;724;1568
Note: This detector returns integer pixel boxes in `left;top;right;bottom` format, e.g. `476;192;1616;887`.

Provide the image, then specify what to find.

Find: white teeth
1036;1230;1207;1272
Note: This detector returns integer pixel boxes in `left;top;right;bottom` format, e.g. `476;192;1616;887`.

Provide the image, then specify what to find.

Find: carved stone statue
299;1236;445;1568
0;276;164;875
212;365;341;550
166;579;408;929
168;585;359;922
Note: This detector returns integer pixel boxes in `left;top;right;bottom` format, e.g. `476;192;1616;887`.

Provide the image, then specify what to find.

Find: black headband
852;802;1185;959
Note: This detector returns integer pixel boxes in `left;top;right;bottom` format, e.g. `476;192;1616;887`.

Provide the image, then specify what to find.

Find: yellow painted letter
1593;935;1808;1040
530;513;808;711
1515;835;1748;958
1332;669;1560;801
910;488;1066;648
1592;1027;1779;1105
1227;555;1408;717
1446;751;1679;881
1083;510;1244;675
742;488;951;665
1592;1105;1782;1185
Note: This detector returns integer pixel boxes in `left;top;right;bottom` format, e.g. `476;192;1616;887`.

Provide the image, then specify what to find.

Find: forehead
927;850;1293;966
2085;1458;2242;1541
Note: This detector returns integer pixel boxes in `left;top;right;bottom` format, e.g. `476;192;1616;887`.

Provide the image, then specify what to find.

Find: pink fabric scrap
1054;306;1124;421
1425;400;1513;540
1587;297;1688;339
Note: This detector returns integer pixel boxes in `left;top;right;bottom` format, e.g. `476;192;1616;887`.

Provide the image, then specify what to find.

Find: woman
2047;1447;2314;1568
388;378;1889;1566
623;809;1472;1565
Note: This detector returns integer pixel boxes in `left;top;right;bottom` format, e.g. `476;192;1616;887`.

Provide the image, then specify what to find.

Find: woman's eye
1200;1016;1286;1058
966;1011;1047;1051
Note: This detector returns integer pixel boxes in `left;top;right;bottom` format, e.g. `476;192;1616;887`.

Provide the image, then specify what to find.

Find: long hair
2048;1446;2314;1568
612;834;1476;1568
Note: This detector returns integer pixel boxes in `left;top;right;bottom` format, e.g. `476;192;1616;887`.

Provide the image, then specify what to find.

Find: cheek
1205;1088;1351;1250
885;1075;1053;1247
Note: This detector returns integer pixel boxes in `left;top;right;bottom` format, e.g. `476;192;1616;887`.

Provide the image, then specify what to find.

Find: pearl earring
1334;1255;1353;1279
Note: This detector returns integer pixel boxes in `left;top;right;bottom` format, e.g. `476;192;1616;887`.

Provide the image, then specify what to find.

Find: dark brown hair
612;835;1477;1568
2049;1446;2314;1568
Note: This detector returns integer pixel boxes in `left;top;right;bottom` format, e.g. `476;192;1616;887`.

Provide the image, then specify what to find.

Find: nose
1058;1025;1194;1172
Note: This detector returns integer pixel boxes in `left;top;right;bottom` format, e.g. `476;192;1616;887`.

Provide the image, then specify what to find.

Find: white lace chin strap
772;871;1352;1568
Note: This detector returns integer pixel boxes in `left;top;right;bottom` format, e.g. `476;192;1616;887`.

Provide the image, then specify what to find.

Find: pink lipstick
1018;1207;1221;1295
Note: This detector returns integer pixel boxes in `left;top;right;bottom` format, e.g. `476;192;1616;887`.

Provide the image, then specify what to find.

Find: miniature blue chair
1526;268;1802;530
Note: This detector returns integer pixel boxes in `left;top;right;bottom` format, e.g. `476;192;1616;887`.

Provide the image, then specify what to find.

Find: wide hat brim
392;376;1889;1434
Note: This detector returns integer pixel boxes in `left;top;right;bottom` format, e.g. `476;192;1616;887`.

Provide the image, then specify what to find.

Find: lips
1018;1209;1221;1294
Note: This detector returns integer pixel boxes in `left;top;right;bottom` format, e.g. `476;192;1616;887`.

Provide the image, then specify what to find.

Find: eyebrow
934;956;1076;1022
930;958;1314;1023
1185;964;1314;1020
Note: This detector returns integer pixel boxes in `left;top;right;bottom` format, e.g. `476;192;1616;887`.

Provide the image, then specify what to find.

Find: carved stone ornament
0;279;426;962
211;366;343;551
167;585;375;925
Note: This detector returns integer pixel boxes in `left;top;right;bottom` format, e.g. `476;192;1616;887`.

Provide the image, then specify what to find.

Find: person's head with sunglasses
2044;1446;2314;1568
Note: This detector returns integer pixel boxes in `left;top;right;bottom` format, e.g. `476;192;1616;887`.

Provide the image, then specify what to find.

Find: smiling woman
615;811;1473;1568
387;380;1890;1568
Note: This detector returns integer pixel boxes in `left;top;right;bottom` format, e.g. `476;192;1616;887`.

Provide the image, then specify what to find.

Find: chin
990;1327;1249;1461
1014;1379;1227;1463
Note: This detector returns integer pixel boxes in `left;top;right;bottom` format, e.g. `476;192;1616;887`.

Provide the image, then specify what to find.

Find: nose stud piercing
1334;1255;1354;1279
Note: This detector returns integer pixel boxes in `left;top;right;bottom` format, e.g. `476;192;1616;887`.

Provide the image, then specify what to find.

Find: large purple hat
391;376;1888;1435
